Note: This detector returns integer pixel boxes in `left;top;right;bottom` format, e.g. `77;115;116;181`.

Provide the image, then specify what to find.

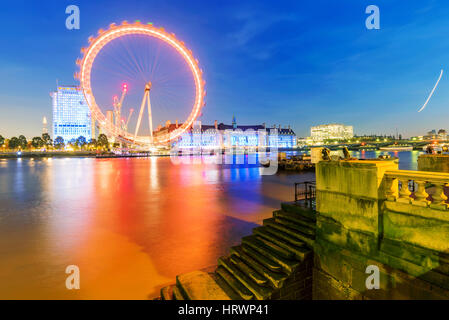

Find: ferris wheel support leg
134;91;148;140
147;92;153;144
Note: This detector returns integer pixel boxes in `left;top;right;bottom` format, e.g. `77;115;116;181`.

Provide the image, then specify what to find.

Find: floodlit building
310;123;353;142
51;86;92;143
155;117;297;149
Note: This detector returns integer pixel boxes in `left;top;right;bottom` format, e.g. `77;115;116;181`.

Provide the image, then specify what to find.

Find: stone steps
218;257;272;300
263;218;314;247
211;271;245;300
228;255;268;286
158;202;316;301
244;235;295;260
216;266;254;300
241;244;284;272
260;224;307;248
229;246;287;289
176;271;232;300
242;236;300;273
253;227;310;261
273;210;316;230
273;217;315;236
160;285;174;300
173;285;186;300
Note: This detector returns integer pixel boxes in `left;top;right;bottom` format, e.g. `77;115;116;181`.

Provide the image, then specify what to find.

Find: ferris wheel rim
76;21;205;145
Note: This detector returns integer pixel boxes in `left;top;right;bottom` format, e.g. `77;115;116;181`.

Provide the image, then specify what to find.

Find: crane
113;83;128;128
123;108;134;131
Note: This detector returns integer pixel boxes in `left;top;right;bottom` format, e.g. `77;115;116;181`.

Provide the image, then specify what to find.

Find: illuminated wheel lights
75;21;206;146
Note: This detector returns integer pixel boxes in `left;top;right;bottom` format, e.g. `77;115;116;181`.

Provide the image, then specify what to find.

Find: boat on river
379;145;413;151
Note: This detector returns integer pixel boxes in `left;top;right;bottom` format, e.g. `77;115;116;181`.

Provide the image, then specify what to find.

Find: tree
8;137;19;150
54;136;65;150
18;135;28;150
42;133;52;147
67;138;77;150
97;134;109;150
88;138;97;150
31;136;44;149
0;135;4;148
75;136;87;149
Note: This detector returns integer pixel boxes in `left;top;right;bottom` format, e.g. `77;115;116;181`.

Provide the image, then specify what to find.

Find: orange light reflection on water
0;156;312;299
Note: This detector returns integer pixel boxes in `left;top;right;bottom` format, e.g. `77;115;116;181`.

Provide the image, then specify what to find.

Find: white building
156;117;297;149
310;124;353;142
51;86;92;143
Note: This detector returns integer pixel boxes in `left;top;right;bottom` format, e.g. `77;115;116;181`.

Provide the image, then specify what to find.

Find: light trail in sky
418;69;443;112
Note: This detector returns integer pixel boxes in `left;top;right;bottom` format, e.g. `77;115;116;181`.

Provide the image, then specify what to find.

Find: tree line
0;133;110;151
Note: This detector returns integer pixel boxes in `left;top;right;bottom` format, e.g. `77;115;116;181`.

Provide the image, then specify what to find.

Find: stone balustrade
384;170;449;210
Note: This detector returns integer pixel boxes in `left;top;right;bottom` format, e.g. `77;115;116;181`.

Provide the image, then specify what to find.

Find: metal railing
294;181;316;208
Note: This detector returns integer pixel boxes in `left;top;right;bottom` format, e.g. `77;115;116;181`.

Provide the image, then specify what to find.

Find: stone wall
314;159;449;300
270;253;313;300
418;154;449;172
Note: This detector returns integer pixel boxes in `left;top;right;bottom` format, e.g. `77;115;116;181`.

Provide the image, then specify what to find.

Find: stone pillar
313;159;399;299
315;159;398;254
418;154;449;172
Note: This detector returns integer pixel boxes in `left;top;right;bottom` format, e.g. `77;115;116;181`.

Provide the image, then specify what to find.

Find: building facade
51;86;92;143
155;117;297;149
310;123;353;142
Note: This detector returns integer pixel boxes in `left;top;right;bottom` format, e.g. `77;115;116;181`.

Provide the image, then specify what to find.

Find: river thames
0;151;421;299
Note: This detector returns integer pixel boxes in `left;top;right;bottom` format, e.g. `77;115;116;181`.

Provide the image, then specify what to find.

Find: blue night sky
1;0;449;138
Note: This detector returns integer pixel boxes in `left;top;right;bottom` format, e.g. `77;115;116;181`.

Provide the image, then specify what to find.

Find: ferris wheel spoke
117;35;148;83
97;44;143;80
149;41;163;81
92;64;138;83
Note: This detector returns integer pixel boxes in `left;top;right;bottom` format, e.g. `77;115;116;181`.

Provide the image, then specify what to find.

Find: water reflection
0;156;312;299
349;150;423;170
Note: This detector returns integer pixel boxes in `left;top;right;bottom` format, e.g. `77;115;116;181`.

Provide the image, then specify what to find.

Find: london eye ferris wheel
75;20;206;147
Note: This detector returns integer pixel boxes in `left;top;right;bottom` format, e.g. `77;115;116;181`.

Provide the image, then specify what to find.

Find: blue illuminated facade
169;118;296;149
51;86;92;143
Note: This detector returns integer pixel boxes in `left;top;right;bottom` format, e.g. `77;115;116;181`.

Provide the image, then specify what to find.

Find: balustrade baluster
430;183;448;210
385;176;397;201
397;179;411;203
412;180;429;207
